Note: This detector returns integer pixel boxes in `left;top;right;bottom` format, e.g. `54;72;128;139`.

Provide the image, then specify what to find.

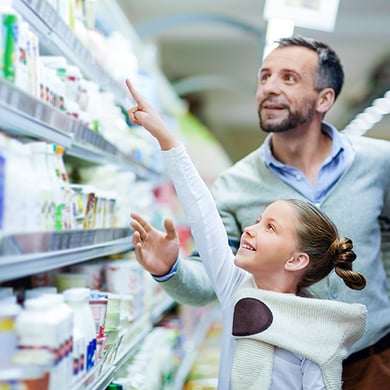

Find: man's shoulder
212;146;264;188
347;133;390;150
222;146;263;175
346;134;390;165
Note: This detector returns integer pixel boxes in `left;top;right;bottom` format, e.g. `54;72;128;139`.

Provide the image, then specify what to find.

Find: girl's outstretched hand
130;212;180;276
125;79;178;150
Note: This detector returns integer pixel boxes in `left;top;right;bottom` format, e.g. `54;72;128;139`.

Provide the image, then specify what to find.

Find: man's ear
285;253;310;271
316;88;335;115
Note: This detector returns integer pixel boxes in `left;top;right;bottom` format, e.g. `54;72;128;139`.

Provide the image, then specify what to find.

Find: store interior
115;0;390;162
0;1;389;389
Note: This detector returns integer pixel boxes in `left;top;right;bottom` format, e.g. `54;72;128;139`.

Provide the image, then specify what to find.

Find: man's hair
276;35;344;100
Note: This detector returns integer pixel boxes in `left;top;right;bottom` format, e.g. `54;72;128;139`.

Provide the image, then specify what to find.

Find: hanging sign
263;0;341;32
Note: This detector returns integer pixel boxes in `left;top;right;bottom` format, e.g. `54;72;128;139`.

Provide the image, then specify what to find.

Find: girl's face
235;200;299;277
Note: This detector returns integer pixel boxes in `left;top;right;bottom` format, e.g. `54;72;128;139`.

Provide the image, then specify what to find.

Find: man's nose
260;76;281;95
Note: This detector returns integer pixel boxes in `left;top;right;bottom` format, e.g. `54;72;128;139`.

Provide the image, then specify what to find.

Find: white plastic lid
65;65;82;78
24;295;55;311
42;294;64;306
25;286;58;299
0;365;48;380
0;303;21;317
40;56;67;68
0;287;13;297
28;141;48;154
63;287;90;302
0;295;17;305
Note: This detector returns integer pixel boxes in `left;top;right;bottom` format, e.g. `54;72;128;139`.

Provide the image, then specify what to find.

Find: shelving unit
69;297;176;390
170;305;219;390
1;1;215;388
0;228;133;282
0;0;170;280
0;79;159;179
12;0;127;105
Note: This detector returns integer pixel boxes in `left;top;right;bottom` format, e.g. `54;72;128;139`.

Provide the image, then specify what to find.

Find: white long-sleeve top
162;143;366;390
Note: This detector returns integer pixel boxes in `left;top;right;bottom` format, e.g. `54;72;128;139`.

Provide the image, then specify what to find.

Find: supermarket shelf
171;304;219;390
75;296;175;390
0;2;194;389
0;228;134;282
5;2;170;180
110;322;152;378
13;0;128;106
67;142;162;182
87;366;116;390
0;80;161;178
150;296;176;324
66;142;121;167
95;0;187;118
73;364;116;390
74;327;151;390
0;80;73;147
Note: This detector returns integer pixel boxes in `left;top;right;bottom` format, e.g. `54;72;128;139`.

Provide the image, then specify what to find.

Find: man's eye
260;74;270;82
284;74;296;83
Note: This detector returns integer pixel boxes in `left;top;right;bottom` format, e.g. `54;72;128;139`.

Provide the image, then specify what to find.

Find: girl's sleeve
162;143;245;304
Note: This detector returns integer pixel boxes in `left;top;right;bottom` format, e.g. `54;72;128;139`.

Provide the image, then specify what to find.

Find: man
146;36;390;388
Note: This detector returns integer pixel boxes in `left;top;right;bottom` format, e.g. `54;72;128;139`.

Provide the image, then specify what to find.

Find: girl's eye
266;223;274;231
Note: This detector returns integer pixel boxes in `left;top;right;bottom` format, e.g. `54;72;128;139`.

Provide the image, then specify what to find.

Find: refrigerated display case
0;1;220;388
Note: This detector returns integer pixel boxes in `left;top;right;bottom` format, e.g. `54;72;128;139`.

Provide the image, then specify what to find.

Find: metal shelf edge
0;233;134;282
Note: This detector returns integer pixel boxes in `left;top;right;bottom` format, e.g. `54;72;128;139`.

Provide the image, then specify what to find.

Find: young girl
125;79;367;390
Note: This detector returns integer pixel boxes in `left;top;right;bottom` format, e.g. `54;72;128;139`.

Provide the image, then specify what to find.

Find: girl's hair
285;199;366;294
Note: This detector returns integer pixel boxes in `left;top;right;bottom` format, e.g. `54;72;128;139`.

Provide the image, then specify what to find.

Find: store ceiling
117;0;390;163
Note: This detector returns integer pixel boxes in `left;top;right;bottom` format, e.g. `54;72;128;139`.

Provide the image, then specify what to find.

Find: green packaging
2;13;18;82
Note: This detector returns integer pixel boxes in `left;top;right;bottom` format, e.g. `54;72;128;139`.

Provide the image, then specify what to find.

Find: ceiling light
372;97;390;115
263;18;295;59
362;107;383;124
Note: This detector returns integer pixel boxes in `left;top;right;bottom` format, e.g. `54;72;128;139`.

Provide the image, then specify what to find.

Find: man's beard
258;105;314;133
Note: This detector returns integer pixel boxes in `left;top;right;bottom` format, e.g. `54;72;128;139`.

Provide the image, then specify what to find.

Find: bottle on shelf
1;136;41;234
13;295;66;390
28;142;56;231
53;144;75;230
0;300;21;368
63;288;97;375
44;143;65;231
0;0;19;83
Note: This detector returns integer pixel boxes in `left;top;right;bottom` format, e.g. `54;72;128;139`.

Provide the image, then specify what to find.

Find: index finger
130;212;151;232
125;79;145;107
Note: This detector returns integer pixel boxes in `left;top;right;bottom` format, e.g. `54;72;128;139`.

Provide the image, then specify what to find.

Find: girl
126;79;367;390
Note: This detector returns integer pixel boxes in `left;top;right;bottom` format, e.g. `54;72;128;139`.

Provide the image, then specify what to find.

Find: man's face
256;46;320;133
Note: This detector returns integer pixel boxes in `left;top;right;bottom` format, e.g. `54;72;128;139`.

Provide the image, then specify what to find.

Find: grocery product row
1;1;219;389
0;123;158;281
1;253;164;389
0;0;177;279
0;253;219;389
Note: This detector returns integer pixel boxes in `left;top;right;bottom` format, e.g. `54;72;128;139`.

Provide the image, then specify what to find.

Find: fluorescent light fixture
373;97;390;115
263;18;295;59
263;0;340;32
363;106;383;124
343;90;390;135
